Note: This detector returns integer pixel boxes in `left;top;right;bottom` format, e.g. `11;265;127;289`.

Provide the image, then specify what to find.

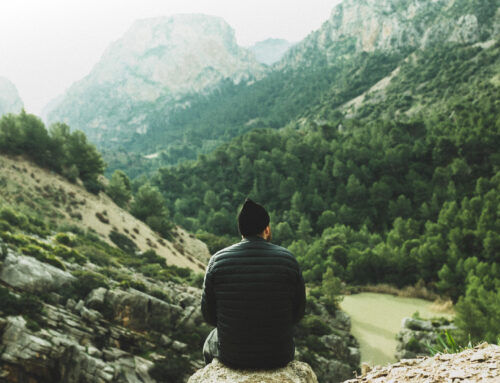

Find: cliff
44;14;264;145
0;77;23;117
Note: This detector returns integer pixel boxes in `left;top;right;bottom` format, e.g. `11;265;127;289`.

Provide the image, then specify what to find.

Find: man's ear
263;225;271;238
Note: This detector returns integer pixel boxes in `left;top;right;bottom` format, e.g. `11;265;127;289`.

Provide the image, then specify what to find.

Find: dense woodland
145;42;500;345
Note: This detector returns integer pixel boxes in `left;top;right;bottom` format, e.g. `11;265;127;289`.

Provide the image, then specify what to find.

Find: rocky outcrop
188;359;318;383
0;77;23;116
279;0;498;70
44;14;265;144
0;253;75;293
395;316;457;360
249;38;294;66
345;343;500;383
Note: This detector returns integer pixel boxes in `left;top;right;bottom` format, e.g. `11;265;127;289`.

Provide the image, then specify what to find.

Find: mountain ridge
44;14;265;144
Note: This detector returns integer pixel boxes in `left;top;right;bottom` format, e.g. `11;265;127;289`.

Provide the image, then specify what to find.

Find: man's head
238;198;271;240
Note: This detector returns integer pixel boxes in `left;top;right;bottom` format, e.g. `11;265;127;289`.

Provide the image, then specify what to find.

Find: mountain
44;14;265;145
0;77;23;116
249;38;295;65
100;0;500;177
278;0;494;70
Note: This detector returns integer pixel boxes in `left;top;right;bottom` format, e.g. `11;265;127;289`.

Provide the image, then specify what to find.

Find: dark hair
237;198;270;237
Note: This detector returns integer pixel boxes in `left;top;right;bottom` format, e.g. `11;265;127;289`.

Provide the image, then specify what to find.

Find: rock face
0;253;75;293
345;343;500;383
44;14;264;144
188;359;318;383
249;38;295;65
0;77;23;116
395;316;457;360
279;0;496;70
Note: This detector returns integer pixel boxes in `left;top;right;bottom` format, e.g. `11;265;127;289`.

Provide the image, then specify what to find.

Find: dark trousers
203;328;220;365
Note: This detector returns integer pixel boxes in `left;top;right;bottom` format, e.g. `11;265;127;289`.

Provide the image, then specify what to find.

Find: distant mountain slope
103;0;500;177
44;14;265;145
249;38;294;65
0;154;209;271
0;77;23;116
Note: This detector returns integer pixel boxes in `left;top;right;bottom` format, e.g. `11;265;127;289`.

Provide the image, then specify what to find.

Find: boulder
0;253;75;293
188;359;318;383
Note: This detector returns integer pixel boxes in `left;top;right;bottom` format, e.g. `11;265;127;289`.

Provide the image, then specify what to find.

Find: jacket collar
241;235;266;243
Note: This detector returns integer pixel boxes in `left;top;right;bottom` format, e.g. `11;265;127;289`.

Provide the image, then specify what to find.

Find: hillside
0;77;23;117
0;154;209;271
44;14;264;146
102;0;500;177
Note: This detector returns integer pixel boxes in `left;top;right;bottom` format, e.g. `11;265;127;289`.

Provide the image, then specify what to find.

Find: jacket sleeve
293;266;306;324
201;257;217;327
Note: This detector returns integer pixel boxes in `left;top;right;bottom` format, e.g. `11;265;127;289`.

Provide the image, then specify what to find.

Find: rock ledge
188;359;318;383
345;343;499;382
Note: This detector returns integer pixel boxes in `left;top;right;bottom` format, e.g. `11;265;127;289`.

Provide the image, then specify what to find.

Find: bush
109;231;137;254
300;315;332;336
55;233;74;247
0;219;12;232
53;245;87;265
69;270;109;300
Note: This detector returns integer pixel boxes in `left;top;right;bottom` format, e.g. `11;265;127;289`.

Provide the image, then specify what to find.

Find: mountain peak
44;14;264;144
0;77;24;117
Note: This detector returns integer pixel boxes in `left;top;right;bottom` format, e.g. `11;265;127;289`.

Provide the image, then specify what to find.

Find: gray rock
188;358;318;383
104;288;184;333
172;340;188;352
402;317;434;331
80;307;103;323
85;287;108;310
0;253;75;293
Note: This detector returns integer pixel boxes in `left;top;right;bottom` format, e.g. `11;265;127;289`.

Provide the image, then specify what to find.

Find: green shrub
300;315;332;336
55;233;74;247
0;207;22;227
53;245;87;265
0;219;12;232
406;336;423;353
20;244;47;258
109;231;137;254
69;270;109;300
0;287;44;330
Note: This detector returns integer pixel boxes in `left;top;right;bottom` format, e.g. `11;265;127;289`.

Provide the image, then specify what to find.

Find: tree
322;268;344;310
107;170;131;207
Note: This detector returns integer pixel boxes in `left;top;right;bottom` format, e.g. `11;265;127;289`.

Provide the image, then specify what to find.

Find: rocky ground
345;343;499;383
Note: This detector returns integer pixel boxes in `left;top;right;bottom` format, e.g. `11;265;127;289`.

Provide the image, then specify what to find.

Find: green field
341;292;454;366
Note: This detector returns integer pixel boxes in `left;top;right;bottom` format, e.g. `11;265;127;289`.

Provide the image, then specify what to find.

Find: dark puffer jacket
201;236;306;369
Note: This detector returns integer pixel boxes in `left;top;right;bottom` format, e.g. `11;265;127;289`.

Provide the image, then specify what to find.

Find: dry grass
0;154;210;272
359;281;440;302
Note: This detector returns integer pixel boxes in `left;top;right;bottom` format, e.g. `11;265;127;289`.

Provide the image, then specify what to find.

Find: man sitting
201;198;306;369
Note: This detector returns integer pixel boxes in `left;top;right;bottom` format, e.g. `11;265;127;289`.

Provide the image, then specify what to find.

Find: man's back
201;236;306;369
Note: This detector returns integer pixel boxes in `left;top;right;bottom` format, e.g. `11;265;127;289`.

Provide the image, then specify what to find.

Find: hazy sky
0;0;341;115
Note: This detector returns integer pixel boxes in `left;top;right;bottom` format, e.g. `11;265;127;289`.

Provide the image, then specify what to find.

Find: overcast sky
0;0;341;115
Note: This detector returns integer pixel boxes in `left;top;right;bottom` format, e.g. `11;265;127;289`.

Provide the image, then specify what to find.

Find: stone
0;253;75;293
188;359;318;383
401;317;434;331
171;340;188;352
85;287;108;310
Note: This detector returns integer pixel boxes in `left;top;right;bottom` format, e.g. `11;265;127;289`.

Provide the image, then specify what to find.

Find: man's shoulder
211;239;297;265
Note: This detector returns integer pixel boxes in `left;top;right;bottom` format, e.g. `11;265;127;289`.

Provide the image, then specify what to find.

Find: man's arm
201;257;217;327
293;267;306;324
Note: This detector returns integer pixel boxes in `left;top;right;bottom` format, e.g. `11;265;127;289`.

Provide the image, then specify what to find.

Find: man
201;198;306;369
